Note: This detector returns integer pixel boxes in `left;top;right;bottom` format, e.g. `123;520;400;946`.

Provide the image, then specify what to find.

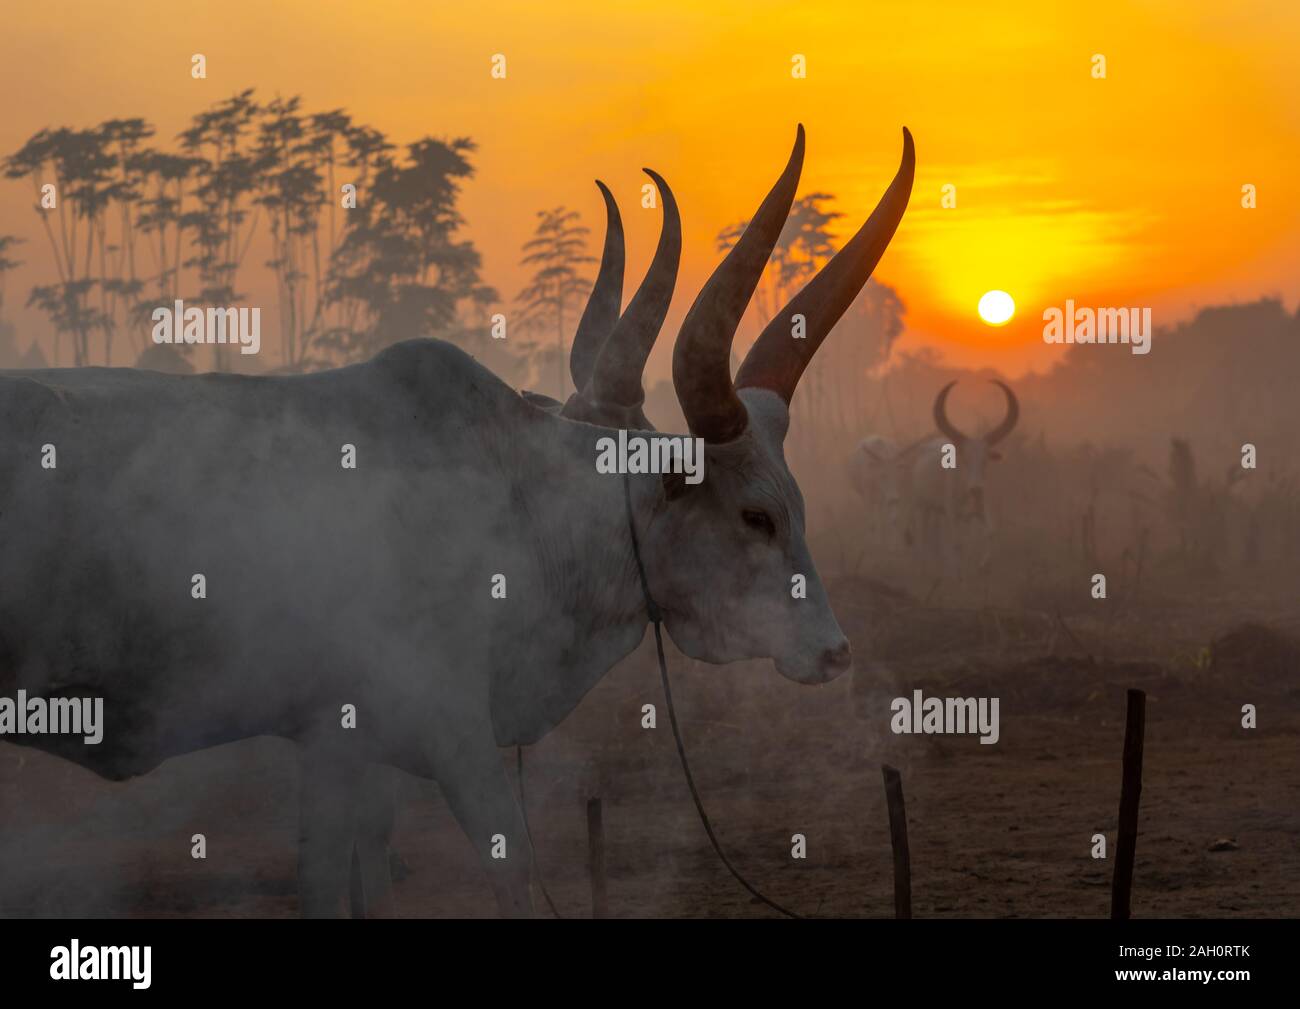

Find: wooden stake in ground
881;764;912;919
586;797;607;919
1111;688;1146;920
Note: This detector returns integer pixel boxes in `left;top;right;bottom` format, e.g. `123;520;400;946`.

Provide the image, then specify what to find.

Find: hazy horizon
2;0;1298;381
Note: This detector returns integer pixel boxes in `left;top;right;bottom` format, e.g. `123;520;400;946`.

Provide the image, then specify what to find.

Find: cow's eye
741;508;776;538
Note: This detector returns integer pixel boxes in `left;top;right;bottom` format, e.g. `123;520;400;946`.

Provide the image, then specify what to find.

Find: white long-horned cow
906;379;1019;572
0;123;914;916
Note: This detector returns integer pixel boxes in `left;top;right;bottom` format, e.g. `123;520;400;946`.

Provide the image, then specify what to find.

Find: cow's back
0;340;534;772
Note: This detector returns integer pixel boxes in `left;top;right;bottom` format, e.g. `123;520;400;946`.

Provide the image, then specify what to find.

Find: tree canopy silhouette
5;91;496;372
515;206;594;399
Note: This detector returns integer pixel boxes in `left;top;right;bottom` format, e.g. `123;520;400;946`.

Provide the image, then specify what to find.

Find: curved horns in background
932;379;1021;444
672;125;806;443
569;180;625;394
588;168;681;408
986;379;1020;445
933;380;964;441
734;128;915;403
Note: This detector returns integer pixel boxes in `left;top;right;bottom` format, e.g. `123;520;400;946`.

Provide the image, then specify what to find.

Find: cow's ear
989;449;1003;461
662;470;692;501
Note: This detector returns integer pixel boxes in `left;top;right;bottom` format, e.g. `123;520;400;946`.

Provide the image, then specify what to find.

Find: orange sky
2;0;1297;377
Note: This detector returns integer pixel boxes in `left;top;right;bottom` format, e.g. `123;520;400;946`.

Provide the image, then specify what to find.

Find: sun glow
978;290;1016;326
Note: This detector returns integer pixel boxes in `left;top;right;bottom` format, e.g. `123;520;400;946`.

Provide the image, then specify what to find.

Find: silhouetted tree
91;117;154;364
717;192;842;327
3;127;116;364
323;135;493;365
178;89;262;370
0;234;24;318
515;207;593;399
131;149;198;341
253;96;323;368
717;193;905;449
7;93;500;375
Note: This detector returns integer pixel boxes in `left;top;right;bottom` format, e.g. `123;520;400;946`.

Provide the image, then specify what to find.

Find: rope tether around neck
513;469;806;920
621;470;802;919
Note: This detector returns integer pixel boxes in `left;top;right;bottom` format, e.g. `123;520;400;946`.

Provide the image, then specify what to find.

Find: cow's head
623;125;914;684
931;380;1019;524
856;437;907;542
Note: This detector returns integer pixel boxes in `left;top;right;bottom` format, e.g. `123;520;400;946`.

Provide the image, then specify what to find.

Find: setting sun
978;290;1016;327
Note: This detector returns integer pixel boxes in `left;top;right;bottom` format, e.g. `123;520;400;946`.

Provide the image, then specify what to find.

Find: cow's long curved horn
734;128;914;403
588;168;680;408
933;380;965;442
986;379;1020;445
673;125;805;443
569;180;625;393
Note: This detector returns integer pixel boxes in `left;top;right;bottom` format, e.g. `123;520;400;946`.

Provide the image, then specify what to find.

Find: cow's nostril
821;640;852;676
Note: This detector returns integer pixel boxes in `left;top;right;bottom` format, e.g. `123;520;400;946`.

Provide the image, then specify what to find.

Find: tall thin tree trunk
557;300;565;400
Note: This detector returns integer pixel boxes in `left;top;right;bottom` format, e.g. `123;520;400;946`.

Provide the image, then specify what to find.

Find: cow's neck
490;419;663;744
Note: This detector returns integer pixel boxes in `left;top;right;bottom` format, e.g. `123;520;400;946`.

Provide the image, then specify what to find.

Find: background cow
903;380;1019;578
849;434;905;549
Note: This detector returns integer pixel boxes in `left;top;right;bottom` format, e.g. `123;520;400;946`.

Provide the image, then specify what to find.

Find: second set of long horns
568;172;680;415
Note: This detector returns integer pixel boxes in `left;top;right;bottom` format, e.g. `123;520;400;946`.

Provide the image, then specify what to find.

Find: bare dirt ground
1;575;1297;918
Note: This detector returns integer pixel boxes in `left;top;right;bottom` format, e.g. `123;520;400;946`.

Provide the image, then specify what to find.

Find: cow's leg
944;508;961;580
348;763;399;918
923;506;943;573
297;747;365;918
429;729;534;918
978;528;994;576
